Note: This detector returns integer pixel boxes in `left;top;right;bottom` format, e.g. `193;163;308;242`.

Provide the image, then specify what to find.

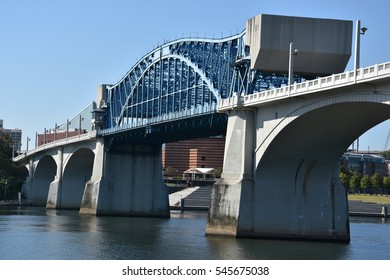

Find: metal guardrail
13;131;97;162
219;62;390;111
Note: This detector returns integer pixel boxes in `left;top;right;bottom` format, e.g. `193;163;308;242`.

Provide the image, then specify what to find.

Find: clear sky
1;0;389;151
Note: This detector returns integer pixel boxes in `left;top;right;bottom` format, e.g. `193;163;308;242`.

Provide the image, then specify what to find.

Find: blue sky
1;0;389;151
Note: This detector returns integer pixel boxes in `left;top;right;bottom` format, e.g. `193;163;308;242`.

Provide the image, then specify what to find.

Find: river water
0;206;389;260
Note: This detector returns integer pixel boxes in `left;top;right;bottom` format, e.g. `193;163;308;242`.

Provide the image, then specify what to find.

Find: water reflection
0;207;389;260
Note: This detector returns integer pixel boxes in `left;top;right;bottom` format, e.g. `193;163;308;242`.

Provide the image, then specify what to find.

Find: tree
339;172;350;190
383;176;390;194
214;167;223;178
360;174;372;194
370;173;383;195
349;171;362;193
0;135;27;200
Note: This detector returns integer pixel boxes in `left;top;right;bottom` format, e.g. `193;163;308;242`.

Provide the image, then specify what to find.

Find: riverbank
0;200;21;206
348;194;390;204
1;193;389;218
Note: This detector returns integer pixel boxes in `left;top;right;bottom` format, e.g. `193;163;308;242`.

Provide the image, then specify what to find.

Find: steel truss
105;30;308;131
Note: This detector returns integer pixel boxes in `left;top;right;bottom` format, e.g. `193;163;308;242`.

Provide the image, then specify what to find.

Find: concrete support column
206;110;255;236
20;158;34;204
80;140;169;217
79;139;105;215
46;147;63;209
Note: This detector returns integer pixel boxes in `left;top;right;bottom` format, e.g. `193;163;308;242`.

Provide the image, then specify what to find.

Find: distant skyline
1;0;389;151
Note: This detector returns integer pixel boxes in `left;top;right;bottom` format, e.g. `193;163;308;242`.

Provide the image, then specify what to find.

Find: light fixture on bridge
354;20;368;72
288;42;299;92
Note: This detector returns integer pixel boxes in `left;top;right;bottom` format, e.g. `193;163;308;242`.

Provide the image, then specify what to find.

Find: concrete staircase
348;200;390;217
169;186;212;210
169;187;199;207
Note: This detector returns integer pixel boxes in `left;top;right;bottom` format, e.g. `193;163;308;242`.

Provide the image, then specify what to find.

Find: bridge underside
103;113;227;147
207;96;390;242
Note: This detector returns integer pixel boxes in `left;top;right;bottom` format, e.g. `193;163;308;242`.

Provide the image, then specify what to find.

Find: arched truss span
113;54;219;127
106;31;248;128
105;31;306;130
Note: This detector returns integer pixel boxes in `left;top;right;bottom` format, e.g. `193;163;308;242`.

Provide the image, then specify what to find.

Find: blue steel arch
106;31;247;129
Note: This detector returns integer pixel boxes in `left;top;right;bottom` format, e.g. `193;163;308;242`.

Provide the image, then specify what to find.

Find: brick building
162;137;225;177
37;130;87;146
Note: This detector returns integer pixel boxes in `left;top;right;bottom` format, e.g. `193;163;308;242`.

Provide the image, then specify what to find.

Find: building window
201;156;206;161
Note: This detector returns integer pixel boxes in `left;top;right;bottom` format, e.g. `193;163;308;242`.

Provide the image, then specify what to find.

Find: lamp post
354;20;368;77
288;42;298;93
66;119;70;138
79;115;84;135
54;123;57;141
26;136;30;151
353;20;367;148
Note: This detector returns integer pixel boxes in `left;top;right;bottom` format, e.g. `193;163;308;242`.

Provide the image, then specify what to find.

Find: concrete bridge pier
80;140;170;217
206;107;350;242
206;109;255;236
20;159;35;204
46;147;63;209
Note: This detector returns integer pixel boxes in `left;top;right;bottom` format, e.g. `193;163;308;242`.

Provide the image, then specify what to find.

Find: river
0;206;389;260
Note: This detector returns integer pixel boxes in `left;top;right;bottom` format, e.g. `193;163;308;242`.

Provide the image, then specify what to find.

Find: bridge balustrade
219;62;390;111
13;131;97;161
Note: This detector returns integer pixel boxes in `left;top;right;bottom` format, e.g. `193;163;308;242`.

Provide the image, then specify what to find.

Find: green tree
349;171;362;193
0;135;27;200
383;176;390;194
339;172;350;190
214;167;223;178
360;174;372;194
370;173;383;194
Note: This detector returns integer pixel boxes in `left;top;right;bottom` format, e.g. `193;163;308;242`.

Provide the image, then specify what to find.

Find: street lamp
54;123;57;141
79;115;84;135
354;20;368;76
66;119;70;138
288;42;299;92
26;136;30;151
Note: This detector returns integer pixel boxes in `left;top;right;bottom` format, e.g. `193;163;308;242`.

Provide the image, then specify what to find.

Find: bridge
14;14;390;242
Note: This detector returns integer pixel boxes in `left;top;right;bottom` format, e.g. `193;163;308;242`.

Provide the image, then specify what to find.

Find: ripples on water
0;206;389;260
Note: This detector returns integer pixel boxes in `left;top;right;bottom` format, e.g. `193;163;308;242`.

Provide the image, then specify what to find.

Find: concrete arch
32;155;57;205
247;91;390;241
255;91;390;168
60;148;95;209
62;145;96;169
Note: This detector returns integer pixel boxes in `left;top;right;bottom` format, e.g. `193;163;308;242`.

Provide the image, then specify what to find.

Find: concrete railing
13;131;97;162
219;61;390;111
